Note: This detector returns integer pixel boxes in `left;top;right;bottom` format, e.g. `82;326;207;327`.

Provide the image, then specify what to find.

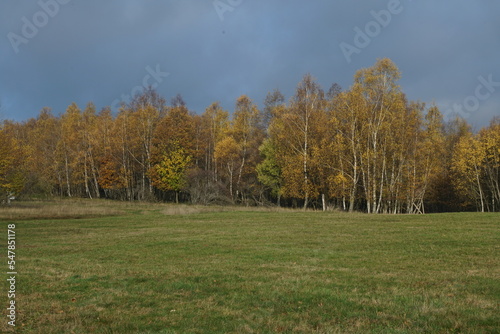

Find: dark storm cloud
1;0;498;128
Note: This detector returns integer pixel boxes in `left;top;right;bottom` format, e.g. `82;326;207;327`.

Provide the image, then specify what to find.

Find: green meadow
1;200;498;333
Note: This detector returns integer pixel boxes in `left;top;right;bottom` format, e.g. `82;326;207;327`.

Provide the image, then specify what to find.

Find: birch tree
274;74;326;209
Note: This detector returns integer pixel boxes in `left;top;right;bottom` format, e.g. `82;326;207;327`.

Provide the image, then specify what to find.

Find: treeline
1;59;499;212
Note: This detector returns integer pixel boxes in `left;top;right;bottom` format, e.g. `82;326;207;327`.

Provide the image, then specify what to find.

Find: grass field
1;200;499;333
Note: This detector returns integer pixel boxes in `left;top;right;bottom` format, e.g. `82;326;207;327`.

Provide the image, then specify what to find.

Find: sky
1;0;499;130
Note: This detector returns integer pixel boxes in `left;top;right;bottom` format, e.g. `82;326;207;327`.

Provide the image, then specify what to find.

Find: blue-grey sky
1;0;499;129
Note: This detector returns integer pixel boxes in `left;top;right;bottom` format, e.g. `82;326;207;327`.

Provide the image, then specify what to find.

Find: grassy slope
1;201;498;333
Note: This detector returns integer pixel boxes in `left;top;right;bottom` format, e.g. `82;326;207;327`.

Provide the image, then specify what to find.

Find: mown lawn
1;201;499;333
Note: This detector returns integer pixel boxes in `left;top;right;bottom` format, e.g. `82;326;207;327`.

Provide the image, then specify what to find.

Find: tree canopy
1;59;498;212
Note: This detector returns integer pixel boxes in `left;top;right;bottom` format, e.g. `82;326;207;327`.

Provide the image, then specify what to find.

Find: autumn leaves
268;59;437;213
451;122;500;212
0;58;498;212
0;131;24;204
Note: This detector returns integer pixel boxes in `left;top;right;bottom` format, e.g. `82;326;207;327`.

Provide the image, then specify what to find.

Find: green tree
152;142;192;203
256;138;283;206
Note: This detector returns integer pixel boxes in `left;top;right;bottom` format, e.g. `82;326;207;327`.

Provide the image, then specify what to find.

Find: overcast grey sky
1;0;499;129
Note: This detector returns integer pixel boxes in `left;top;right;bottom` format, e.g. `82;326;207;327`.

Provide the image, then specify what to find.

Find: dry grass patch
1;199;309;220
0;200;126;220
160;204;296;216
